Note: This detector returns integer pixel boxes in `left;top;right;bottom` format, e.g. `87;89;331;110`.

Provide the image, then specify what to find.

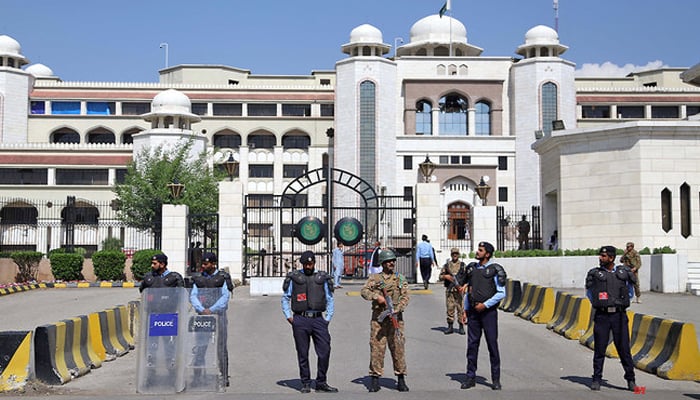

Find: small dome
152;89;192;113
25;63;54;77
349;24;383;44
409;15;467;45
524;25;559;46
0;35;22;56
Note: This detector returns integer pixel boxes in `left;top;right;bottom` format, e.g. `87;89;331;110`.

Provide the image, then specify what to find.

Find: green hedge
10;251;43;283
101;237;124;252
50;253;84;281
92;250;127;281
131;249;161;281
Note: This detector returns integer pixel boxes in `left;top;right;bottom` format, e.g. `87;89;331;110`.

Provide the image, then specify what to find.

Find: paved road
1;282;699;399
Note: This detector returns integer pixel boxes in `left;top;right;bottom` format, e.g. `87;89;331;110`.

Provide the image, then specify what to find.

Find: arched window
541;82;558;135
247;133;276;150
121;128;142;144
439;93;468;136
213;130;242;149
51;128;80;144
447;202;471;240
475;101;491;136
87;128;115;144
61;203;99;225
282;134;310;150
0;203;38;225
416;100;432;135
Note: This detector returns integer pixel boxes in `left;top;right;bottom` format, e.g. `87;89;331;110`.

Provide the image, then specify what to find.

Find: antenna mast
553;0;559;32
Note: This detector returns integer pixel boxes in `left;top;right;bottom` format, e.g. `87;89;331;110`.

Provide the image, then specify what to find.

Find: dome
25;63;54;77
349;24;383;44
524;25;560;46
143;89;200;122
0;35;22;56
409;15;467;45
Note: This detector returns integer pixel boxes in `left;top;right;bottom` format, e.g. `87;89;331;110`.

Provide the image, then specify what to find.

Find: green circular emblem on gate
295;216;326;245
334;217;363;246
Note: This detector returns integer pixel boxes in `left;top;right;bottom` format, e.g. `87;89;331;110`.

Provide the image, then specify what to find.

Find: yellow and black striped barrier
94;306;134;361
513;282;536;317
498;279;522;312
546;292;591;340
0;283;47;296
0;331;32;392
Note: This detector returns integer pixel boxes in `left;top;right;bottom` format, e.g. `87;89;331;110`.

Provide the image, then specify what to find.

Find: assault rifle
377;287;403;342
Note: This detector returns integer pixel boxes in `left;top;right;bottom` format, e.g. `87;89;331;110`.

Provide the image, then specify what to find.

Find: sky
1;0;696;82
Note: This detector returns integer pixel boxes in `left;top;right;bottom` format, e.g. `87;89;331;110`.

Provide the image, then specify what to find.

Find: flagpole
448;0;452;57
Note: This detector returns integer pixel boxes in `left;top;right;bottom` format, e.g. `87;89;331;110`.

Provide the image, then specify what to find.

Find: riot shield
184;287;227;392
136;287;188;393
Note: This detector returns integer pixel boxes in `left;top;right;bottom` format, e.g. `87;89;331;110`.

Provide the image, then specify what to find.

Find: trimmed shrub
92;250;127;281
11;251;44;283
101;236;124;252
131;249;161;281
653;245;676;254
50;252;84;281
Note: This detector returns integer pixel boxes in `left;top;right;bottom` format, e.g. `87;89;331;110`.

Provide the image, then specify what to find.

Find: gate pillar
162;204;189;277
218;181;244;282
472;206;497;252
415;182;441;283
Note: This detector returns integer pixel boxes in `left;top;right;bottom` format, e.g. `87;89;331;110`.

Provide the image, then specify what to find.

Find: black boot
444;322;454;335
369;376;380;392
457;323;465;335
397;375;409;392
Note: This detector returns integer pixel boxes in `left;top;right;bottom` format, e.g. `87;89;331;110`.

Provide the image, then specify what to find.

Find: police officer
416;235;437;289
460;241;506;390
438;247;466;335
361;249;410;393
586;246;637;392
139;253;184;292
281;251;338;393
189;252;231;387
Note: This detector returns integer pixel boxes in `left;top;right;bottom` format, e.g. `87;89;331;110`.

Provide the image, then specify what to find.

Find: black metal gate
187;213;219;276
244;168;415;281
496;205;542;251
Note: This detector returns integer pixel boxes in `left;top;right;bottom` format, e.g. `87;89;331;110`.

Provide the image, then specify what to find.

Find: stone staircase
688;263;700;296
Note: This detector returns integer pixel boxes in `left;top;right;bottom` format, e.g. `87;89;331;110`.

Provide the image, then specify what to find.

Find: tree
113;141;222;236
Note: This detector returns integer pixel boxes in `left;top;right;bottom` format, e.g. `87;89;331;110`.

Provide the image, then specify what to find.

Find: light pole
418;155;436;183
394;37;404;58
475;176;491;206
159;42;169;68
223;152;239;181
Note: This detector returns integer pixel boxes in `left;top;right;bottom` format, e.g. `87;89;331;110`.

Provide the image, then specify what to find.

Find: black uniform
585;264;636;385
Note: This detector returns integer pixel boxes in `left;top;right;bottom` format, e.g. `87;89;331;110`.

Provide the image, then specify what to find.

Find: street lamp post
159;42;169;68
418;155;436;183
223;153;239;181
475;176;491;206
167;179;185;201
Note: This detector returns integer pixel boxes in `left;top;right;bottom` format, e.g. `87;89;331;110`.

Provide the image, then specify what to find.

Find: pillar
160;204;188;277
415;182;441;283
218;180;244;281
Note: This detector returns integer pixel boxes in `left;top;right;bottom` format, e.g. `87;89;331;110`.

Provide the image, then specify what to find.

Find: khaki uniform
439;260;464;323
622;248;642;298
361;271;410;377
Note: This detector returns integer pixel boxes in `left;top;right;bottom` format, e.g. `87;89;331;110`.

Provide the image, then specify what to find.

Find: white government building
2;12;700;282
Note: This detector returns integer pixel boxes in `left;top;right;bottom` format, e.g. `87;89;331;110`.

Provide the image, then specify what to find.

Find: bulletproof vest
586;266;633;309
468;264;499;304
285;270;329;313
192;271;226;309
140;270;183;291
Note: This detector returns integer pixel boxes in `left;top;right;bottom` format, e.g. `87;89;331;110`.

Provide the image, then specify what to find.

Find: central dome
349;24;383;44
409;15;467;44
0;35;22;56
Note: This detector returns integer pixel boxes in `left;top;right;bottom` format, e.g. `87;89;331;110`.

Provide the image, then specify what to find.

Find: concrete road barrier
547;292;591;340
498;279;522;312
0;331;32;392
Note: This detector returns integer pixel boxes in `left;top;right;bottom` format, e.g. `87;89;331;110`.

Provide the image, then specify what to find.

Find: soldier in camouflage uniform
438;248;466;335
621;242;642;303
361;249;410;393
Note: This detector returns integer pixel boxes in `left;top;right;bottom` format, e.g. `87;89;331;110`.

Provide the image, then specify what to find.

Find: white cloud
575;60;668;77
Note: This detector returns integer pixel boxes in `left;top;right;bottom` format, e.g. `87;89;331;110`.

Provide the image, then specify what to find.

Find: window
681;183;691;238
61;205;99;225
212;103;242;116
687;106;700;117
403;218;412;234
416;100;432;135
249;165;274;178
661;188;672;233
281;194;307;207
122;128;141;144
0;168;47;184
0;204;38;224
651;106;679;119
498;187;508;202
282;135;310;150
581;105;610;119
450;155;460;164
359;81;376;186
87;130;115;144
213;133;242;149
248;103;276;116
191;103;208;116
498;156;508;171
320;79;331;86
247;194;274;207
618;106;644;119
439;156;449;164
122;102;151;115
282;104;311;117
116;169;127;184
403;186;413;201
439;93;468;136
248;134;276;149
283;165;307;178
86;102;115;115
56;169;109;185
320;104;334;116
51;129;80;144
403;156;412;170
541;82;557;135
475;101;491;136
51;101;80;115
30;101;45;114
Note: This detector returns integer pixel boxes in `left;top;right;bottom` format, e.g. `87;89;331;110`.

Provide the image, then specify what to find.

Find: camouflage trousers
369;319;406;376
445;289;464;323
632;270;641;298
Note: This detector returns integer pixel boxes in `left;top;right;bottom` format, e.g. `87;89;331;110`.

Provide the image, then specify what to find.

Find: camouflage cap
450;248;460;254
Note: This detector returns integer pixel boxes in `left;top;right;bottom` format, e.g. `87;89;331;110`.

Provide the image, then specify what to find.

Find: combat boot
397;375;409;392
457;323;465;335
444;322;454;335
369;376;380;392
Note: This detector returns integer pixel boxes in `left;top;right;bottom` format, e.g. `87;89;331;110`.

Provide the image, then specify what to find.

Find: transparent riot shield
184;287;227;392
136;287;188;394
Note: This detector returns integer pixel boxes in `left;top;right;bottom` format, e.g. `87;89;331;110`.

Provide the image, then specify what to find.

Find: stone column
161;204;188;277
218;180;244;282
471;206;497;253
415;182;441;283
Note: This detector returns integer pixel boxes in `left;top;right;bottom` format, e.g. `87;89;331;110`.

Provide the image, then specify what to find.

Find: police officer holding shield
281;251;338;393
190;252;231;387
586;246;637;392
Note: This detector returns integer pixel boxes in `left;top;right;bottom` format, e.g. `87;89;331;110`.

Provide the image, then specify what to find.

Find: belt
295;311;323;318
596;306;625;313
